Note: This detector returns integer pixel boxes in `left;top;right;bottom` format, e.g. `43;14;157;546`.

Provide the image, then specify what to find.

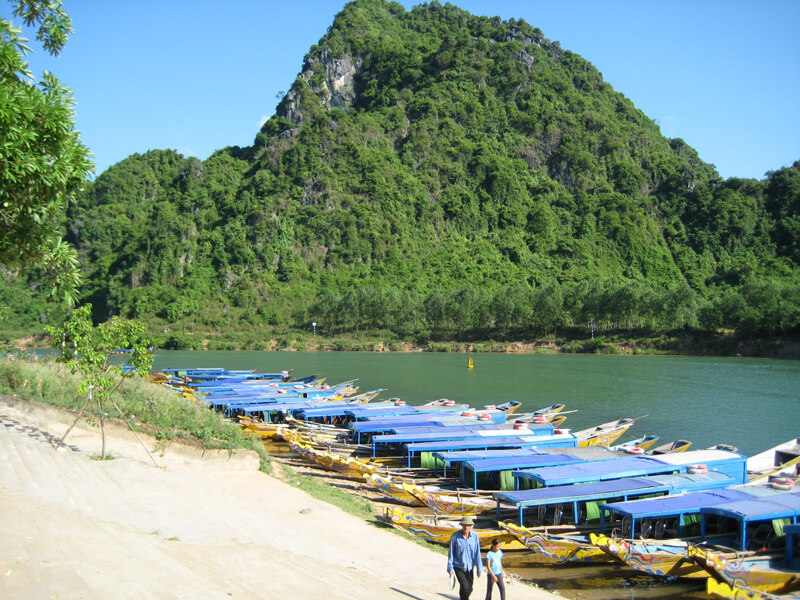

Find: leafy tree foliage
0;1;92;305
46;304;154;458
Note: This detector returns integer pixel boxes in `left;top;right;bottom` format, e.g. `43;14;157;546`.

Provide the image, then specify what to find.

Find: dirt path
0;396;557;599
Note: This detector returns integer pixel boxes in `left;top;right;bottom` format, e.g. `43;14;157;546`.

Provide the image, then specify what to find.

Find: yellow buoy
468;357;474;369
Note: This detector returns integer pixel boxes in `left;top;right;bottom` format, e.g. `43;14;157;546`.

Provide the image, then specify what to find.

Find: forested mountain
4;0;799;346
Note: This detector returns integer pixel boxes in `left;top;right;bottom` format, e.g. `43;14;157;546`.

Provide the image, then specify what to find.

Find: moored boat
689;544;800;595
705;577;787;600
574;417;638;447
405;483;496;516
651;439;693;454
747;438;800;483
499;521;613;564
609;434;660;452
381;506;524;549
685;494;800;593
494;471;738;566
362;473;429;506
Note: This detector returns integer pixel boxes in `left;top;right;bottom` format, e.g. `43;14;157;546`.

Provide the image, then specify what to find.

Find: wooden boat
513;449;747;490
574;417;638;447
747;438;800;483
494;471;740;567
499;521;614;564
288;439;379;478
689;544;800;595
362;473;429;506
590;532;708;578
706;577;788;600
651;439;693;455
491;400;523;414
533;403;566;417
238;415;287;439
592;480;800;583
498;471;736;528
609;434;660;452
405;483;496;516
460;447;629;491
406;431;579;471
381;507;525;549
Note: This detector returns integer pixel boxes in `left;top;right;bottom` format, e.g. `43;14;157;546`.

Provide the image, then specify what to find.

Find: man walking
447;515;483;599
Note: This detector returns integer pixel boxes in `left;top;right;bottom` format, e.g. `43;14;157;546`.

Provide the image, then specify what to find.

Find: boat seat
551;504;564;526
653;520;668;539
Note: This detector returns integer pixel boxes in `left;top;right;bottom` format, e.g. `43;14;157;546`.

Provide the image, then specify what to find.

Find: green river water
152;351;800;599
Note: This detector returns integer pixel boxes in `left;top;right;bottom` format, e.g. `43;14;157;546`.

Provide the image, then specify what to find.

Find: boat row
148;366;800;598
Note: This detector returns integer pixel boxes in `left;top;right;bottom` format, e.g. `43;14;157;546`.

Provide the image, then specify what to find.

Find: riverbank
0;394;557;600
8;330;800;359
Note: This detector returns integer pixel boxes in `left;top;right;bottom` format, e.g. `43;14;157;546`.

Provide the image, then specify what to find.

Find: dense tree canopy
4;0;799;344
0;0;92;305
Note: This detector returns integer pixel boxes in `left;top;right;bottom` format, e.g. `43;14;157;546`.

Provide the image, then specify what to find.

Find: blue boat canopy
464;453;587;473
435;448;545;464
370;425;556;456
601;487;757;518
497;475;671;507
701;490;800;521
294;402;398;419
494;471;736;526
515;455;675;486
404;437;578;469
514;450;747;487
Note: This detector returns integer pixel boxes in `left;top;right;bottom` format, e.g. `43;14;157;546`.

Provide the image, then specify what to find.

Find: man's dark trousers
454;568;474;600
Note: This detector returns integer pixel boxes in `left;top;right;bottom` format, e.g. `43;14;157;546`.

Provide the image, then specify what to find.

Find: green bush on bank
0;356;267;461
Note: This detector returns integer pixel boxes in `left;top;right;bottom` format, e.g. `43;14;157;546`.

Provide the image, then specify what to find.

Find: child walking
485;539;505;600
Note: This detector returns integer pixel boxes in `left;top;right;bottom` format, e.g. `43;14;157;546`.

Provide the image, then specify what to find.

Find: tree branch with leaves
1;0;93;306
47;304;158;464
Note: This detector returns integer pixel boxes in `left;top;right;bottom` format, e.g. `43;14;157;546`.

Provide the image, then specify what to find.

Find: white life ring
770;477;795;490
625;446;644;455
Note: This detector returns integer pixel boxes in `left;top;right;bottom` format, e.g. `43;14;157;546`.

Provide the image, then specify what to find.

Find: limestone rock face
284;49;363;124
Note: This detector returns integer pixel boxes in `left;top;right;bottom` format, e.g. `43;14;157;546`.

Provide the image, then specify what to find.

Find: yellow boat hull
689;546;800;594
591;533;705;578
383;507;524;549
499;522;613;564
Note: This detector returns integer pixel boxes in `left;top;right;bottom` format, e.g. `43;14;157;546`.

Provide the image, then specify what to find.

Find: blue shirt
486;549;503;575
447;530;483;574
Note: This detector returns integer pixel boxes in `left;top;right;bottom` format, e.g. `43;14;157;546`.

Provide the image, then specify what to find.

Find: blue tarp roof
238;401;355;414
463;453;587;472
293;402;399;418
434;448;546;463
372;426;502;444
350;418;450;432
411;437;554;455
701;489;800;522
342;406;424;418
373;425;555;445
601;488;758;518
496;471;735;507
351;416;490;433
515;455;675;486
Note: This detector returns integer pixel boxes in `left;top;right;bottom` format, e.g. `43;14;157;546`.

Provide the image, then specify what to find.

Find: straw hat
460;515;475;525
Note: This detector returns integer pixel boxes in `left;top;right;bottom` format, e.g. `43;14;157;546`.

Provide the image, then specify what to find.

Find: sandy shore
0;395;557;599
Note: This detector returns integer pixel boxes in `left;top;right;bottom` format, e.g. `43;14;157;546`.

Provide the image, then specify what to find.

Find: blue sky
6;0;799;180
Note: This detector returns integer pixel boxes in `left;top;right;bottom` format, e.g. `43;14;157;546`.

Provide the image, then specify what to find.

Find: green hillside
4;0;799;349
